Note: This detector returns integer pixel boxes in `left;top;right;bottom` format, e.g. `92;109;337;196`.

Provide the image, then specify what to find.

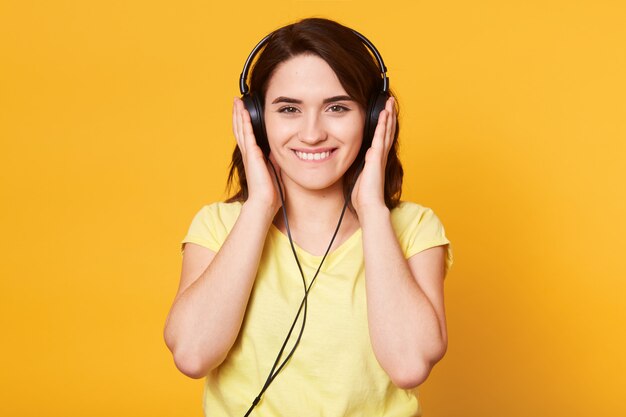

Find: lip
290;147;337;153
291;147;337;162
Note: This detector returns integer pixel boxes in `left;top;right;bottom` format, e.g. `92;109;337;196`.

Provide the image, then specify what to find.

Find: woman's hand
232;97;283;216
351;96;397;216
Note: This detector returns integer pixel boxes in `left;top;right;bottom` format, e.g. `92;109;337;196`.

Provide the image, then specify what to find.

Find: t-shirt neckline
269;223;362;261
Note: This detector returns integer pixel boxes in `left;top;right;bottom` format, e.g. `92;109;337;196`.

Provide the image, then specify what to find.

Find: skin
164;54;449;389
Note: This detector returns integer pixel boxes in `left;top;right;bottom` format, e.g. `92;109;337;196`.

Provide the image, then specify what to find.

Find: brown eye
328;105;349;112
278;106;299;113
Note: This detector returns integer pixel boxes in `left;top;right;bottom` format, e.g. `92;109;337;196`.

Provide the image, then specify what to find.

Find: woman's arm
163;201;275;378
163;99;282;378
352;97;448;388
360;206;448;389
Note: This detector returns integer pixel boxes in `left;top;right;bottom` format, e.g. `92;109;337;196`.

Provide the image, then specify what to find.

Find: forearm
164;202;275;376
360;205;446;388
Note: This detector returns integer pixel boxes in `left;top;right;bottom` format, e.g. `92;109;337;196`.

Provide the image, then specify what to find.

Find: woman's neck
272;182;360;255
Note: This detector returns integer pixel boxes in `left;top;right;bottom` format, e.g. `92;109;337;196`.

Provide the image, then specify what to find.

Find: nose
298;113;327;144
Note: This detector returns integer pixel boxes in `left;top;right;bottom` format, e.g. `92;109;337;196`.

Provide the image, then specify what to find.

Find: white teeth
295;151;331;161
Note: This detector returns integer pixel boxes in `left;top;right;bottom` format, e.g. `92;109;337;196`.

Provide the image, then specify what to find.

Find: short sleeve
180;202;242;255
391;202;454;275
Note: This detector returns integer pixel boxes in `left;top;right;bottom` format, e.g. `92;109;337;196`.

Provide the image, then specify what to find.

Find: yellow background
1;0;625;416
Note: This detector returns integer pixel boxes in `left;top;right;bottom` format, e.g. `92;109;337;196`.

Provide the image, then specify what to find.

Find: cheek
337;109;366;145
264;115;294;148
327;118;364;147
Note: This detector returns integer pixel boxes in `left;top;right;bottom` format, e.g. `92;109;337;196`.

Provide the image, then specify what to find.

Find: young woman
164;18;453;417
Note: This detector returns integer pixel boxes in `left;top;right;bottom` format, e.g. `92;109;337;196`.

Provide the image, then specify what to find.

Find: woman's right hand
232;97;283;216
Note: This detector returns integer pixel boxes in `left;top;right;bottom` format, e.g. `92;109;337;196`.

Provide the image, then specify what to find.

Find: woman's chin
282;174;344;194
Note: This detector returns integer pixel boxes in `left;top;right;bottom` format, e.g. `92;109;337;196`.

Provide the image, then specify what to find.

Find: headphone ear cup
364;91;390;148
242;94;270;156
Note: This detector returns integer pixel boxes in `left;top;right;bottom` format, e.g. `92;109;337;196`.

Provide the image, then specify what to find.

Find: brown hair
226;18;403;209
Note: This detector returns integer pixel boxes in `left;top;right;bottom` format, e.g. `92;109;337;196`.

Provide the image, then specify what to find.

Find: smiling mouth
293;149;335;161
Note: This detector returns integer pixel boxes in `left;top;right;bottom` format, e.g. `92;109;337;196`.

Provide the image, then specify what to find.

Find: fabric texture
181;201;453;417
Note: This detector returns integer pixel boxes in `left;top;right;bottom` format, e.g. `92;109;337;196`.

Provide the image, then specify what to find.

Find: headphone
238;29;390;156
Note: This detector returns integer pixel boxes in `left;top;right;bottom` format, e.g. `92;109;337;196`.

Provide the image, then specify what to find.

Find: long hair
226;18;403;209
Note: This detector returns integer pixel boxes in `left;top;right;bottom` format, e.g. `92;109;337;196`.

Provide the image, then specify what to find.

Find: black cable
243;158;352;416
268;201;348;382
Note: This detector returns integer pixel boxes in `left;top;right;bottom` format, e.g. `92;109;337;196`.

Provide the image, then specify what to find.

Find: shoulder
390;201;452;266
390;201;438;229
190;200;244;236
181;201;243;253
390;200;431;215
194;201;243;225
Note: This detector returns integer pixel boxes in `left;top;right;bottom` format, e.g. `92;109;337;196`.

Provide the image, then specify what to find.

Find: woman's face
263;53;365;194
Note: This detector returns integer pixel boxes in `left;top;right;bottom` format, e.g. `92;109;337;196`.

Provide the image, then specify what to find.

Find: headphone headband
238;29;389;96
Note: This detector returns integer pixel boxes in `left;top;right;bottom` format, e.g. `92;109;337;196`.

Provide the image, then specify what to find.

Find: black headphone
238;29;390;156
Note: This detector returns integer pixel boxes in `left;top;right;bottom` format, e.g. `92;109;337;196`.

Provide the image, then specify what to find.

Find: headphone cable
243;158;351;416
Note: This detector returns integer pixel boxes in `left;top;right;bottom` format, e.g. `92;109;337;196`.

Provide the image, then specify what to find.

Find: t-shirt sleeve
180;202;239;254
392;202;454;275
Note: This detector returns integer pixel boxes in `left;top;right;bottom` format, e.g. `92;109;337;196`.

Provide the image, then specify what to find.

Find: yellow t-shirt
181;201;453;417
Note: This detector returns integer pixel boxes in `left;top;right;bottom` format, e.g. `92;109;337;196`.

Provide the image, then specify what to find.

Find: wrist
241;199;278;225
356;203;390;227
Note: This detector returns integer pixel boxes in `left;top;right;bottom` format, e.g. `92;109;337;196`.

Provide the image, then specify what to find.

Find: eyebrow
270;95;354;105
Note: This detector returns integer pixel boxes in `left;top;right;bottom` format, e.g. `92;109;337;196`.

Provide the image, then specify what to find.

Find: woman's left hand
351;96;397;216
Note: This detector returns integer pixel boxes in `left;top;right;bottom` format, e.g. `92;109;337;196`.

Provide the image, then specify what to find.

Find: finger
379;97;395;165
364;143;384;166
390;97;397;143
385;101;393;137
384;97;395;151
268;152;285;197
237;102;249;158
240;105;257;155
370;109;388;151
